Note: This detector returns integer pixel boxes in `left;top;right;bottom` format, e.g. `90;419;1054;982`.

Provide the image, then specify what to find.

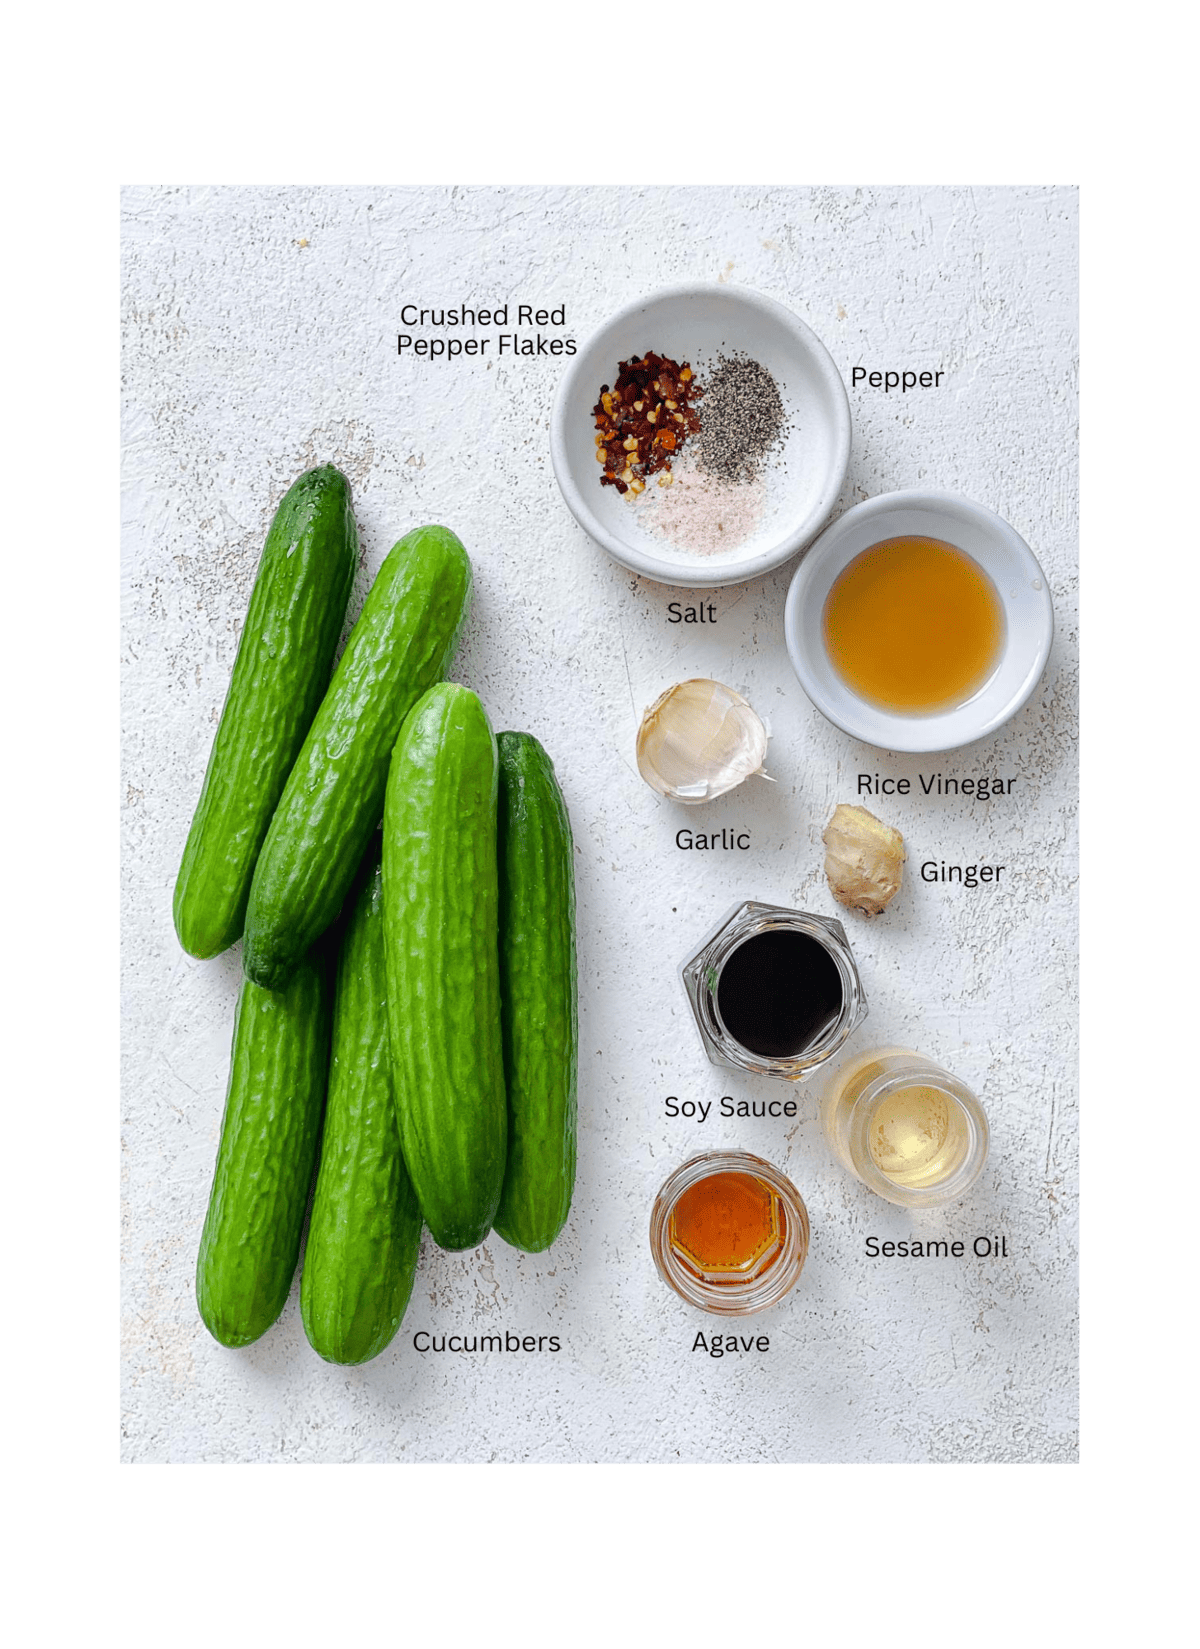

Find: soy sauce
716;928;845;1058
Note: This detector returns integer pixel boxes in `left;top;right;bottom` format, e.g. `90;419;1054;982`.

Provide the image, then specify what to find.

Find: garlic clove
822;803;905;915
636;679;769;804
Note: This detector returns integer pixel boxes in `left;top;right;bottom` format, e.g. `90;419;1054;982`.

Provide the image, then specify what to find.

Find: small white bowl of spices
551;283;851;589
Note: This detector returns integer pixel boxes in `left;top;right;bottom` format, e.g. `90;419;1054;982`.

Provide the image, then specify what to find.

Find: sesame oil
867;1085;971;1189
820;1048;990;1209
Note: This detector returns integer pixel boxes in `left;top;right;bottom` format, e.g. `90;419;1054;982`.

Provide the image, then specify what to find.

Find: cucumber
382;683;506;1251
195;951;331;1348
243;525;472;992
173;465;357;960
301;848;422;1365
493;733;578;1253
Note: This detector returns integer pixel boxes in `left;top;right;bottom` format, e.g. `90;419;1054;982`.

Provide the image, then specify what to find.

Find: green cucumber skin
493;733;578;1253
301;851;422;1365
243;525;473;993
173;465;357;960
195;953;331;1348
382;684;506;1251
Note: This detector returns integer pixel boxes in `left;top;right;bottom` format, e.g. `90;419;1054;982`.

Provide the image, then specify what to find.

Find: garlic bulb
822;803;905;915
636;679;769;803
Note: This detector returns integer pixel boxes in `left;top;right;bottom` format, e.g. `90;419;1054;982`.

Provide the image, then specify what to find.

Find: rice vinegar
822;535;1005;713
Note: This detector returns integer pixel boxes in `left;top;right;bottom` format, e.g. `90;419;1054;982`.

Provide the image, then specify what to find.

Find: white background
122;184;1077;1463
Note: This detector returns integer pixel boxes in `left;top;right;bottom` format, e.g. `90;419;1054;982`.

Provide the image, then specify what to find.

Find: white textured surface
121;184;1078;1464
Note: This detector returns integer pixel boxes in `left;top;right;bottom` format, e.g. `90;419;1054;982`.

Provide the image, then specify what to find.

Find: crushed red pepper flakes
592;351;704;494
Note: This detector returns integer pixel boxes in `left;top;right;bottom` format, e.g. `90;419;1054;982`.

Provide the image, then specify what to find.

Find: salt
637;449;766;556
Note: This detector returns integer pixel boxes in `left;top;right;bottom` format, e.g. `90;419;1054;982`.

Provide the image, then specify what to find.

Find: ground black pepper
695;354;787;484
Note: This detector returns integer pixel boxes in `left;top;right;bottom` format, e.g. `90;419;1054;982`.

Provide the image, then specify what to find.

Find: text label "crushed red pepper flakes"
592;353;704;495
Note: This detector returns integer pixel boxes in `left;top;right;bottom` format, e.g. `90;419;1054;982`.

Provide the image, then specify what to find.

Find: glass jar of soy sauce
680;900;867;1081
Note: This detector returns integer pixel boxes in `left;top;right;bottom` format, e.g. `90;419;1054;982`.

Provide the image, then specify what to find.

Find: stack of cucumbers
176;464;578;1365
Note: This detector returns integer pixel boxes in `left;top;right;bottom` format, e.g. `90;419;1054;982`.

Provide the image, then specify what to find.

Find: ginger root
822;803;905;915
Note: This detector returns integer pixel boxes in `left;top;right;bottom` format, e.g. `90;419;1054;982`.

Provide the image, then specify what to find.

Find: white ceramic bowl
550;283;851;589
783;490;1054;753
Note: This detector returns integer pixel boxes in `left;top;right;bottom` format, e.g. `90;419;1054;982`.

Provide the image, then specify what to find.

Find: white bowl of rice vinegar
784;489;1053;752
